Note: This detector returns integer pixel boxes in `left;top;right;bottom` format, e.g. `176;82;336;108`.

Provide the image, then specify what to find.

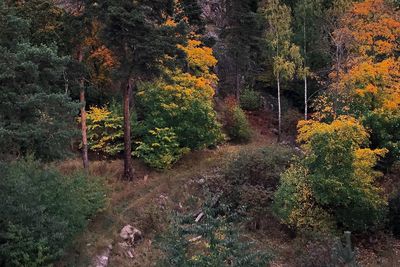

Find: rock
157;194;169;208
119;225;142;245
91;244;113;267
117;226;143;260
127;249;134;258
195;212;204;222
189;235;202;243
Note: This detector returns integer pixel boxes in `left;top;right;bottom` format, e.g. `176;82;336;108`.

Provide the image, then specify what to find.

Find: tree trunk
303;17;308;120
122;79;134;181
277;75;282;143
78;49;89;170
235;60;240;102
80;85;89;170
304;75;308;120
334;43;340;117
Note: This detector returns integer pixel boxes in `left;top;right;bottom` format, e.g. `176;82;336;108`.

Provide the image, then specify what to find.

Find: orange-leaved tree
330;0;400;114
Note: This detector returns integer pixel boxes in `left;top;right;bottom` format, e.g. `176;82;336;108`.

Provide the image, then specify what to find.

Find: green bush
133;128;189;169
363;109;400;168
273;162;335;232
137;82;223;150
223;97;252;143
274;117;387;232
227;106;252;143
0;158;106;266
240;89;262;111
86;102;137;156
209;146;294;227
156;201;271;266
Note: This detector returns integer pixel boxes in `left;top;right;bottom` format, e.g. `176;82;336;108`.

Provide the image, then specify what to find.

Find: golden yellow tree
137;37;222;151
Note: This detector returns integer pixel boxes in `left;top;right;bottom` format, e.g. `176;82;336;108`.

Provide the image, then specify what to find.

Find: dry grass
57;142;261;267
56;135;400;267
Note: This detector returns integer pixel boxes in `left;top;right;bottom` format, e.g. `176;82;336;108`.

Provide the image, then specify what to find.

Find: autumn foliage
274;116;387;232
331;0;400;112
135;37;222;160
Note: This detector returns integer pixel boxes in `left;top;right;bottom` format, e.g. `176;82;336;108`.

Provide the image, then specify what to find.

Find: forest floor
57;111;400;267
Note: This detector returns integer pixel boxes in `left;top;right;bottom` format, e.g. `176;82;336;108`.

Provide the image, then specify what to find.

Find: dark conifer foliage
98;0;184;180
0;2;78;161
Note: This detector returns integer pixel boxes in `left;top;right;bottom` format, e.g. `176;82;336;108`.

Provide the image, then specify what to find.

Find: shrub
274;116;388;232
273;162;335;231
209;145;294;228
133;128;189;169
223;97;252;143
363;109;400;168
0;158;106;266
137;81;223;150
240;89;262;111
85;102;137;156
156;201;271;266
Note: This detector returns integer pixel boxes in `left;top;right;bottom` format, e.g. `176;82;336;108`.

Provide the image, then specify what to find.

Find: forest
0;0;399;266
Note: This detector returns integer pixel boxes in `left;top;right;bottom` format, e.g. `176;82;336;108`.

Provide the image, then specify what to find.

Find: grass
57;130;400;266
57;143;254;266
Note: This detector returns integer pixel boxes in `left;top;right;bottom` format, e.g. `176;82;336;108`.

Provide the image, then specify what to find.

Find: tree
221;0;262;99
263;0;303;142
294;0;323;119
136;37;222;151
0;158;105;265
74;17;117;170
335;0;400;112
100;0;180;180
85;103;134;157
274;116;388;231
0;2;78;161
12;0;65;47
157;200;271;266
313;0;400;166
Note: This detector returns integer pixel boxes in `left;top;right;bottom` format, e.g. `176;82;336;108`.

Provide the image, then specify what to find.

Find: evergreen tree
0;2;78;161
11;0;65;47
61;1;96;170
99;0;181;180
221;0;262;98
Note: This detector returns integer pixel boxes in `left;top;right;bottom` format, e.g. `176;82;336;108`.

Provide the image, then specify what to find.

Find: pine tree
221;0;262;99
0;2;78;161
99;0;180;180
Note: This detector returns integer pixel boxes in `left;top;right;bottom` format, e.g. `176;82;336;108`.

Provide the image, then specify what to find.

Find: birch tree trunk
303;16;308;120
304;75;308;120
277;74;282;143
